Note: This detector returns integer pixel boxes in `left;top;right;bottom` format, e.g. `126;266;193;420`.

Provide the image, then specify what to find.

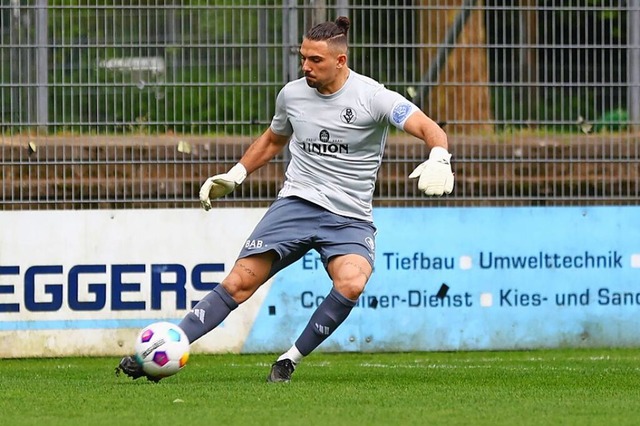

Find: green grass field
2;348;639;426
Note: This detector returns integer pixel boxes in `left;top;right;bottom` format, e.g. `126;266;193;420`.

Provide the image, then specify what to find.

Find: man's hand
199;163;247;211
409;147;454;196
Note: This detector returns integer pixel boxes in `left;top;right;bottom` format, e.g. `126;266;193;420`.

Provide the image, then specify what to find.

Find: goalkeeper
117;16;453;383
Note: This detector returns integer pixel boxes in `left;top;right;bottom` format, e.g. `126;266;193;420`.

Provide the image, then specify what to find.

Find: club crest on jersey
319;129;330;142
340;107;357;124
391;102;413;125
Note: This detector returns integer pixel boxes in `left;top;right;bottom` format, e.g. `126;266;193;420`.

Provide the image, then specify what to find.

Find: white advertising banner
0;209;270;357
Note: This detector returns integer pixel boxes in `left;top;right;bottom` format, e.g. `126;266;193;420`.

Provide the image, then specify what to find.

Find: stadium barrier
1;206;639;358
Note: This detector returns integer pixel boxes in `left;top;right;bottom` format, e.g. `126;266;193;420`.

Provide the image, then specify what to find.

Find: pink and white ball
134;321;190;379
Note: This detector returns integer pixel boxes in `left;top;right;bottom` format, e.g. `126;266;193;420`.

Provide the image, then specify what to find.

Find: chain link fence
1;1;638;210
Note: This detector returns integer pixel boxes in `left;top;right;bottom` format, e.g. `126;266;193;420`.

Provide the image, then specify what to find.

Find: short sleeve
370;88;421;130
269;88;293;136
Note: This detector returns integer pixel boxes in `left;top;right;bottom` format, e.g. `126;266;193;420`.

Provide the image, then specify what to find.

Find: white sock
277;344;304;365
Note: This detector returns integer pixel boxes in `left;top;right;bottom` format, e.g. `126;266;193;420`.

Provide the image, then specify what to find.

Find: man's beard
305;76;319;88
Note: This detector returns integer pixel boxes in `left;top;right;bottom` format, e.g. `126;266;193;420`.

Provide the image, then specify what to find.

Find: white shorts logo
245;239;264;249
364;237;375;251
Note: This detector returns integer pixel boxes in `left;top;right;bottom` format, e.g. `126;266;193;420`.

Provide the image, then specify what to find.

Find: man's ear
336;53;347;68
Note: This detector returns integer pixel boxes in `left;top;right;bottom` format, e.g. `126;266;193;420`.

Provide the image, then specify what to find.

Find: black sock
294;287;357;356
178;285;238;343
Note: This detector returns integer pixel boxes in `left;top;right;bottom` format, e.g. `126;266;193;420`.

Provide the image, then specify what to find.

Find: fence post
306;0;326;28
335;0;349;18
629;3;640;132
35;0;48;133
282;0;299;83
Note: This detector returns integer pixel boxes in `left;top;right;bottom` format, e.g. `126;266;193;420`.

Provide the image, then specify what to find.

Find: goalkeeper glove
408;146;454;196
199;163;247;211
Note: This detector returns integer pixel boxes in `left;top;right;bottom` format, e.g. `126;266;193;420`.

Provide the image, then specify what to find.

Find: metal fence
1;1;639;210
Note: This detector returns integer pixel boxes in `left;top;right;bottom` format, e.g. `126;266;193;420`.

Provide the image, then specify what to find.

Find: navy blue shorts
237;197;377;278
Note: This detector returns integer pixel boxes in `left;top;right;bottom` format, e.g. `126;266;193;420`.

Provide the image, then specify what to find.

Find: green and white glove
408;147;454;196
199;163;247;211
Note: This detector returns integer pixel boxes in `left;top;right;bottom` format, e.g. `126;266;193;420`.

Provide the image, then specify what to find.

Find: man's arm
199;128;290;210
237;128;291;174
402;110;454;196
401;110;448;151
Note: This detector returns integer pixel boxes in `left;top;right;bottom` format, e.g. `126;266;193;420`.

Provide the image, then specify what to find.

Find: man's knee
222;251;277;303
328;254;372;300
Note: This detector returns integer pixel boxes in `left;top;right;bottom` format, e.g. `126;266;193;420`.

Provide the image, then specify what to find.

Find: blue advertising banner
244;206;640;352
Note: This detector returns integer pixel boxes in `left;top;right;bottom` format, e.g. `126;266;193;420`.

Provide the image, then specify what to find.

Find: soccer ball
134;321;190;379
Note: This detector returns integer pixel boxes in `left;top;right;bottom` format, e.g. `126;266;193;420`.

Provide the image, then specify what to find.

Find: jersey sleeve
269;87;294;136
370;87;421;130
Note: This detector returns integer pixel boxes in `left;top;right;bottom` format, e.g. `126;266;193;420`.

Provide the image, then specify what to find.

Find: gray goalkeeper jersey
270;70;420;221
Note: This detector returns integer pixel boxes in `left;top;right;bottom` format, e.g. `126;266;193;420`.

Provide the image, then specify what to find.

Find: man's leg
268;254;371;382
179;252;276;343
117;252;275;381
